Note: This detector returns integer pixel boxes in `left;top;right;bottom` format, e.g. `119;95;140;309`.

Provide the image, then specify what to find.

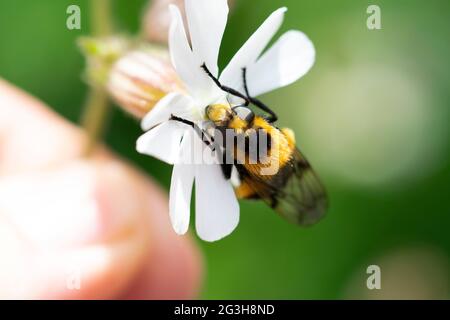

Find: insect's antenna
201;62;250;106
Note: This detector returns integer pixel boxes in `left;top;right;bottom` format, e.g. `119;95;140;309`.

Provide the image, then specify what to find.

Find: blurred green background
0;0;449;299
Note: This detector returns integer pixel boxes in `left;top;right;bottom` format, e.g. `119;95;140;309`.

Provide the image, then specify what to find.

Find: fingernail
0;161;142;251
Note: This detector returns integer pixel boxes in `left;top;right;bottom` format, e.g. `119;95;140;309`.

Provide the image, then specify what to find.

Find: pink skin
0;79;202;299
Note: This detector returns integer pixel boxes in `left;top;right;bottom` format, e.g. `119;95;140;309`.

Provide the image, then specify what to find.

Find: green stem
81;88;109;155
91;0;113;36
81;0;113;156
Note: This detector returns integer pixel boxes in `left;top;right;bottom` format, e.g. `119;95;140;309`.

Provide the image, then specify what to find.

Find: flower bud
78;36;131;87
143;0;186;44
107;48;184;118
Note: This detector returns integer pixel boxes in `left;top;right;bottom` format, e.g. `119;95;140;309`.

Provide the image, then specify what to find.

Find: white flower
136;0;315;241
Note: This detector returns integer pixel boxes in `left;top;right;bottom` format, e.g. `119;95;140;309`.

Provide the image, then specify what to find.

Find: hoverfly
170;63;328;226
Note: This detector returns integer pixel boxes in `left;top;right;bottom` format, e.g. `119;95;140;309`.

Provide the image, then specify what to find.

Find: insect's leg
248;97;278;123
221;163;233;180
242;68;278;123
170;115;233;180
169;115;212;146
201;63;250;106
169;115;195;128
219;128;234;180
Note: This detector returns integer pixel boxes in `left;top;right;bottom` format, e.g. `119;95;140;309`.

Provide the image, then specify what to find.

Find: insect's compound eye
233;106;255;123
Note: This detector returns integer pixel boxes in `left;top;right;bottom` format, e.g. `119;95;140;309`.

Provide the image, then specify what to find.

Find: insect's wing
242;149;328;226
276;150;328;226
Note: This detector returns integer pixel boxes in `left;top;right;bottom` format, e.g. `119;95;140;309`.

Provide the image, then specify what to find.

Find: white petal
247;31;315;96
230;166;241;187
219;7;287;91
136;121;185;165
168;5;221;104
169;163;194;234
185;0;229;77
169;132;195;235
195;163;240;242
141;93;195;131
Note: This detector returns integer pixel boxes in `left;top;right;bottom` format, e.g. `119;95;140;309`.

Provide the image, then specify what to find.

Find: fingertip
0;158;153;299
0;79;86;174
119;173;203;300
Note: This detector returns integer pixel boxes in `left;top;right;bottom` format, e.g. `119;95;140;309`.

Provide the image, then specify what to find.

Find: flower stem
81;88;110;155
91;0;113;36
81;0;113;156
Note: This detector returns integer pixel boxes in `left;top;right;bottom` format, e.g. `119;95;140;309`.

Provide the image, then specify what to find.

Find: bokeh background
0;0;449;299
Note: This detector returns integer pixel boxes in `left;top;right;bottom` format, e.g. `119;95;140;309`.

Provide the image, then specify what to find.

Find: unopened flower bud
78;36;131;87
143;0;185;44
108;48;184;118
